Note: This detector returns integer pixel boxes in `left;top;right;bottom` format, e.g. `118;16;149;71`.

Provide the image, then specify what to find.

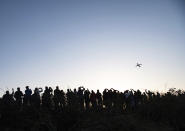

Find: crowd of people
0;86;161;112
1;86;185;130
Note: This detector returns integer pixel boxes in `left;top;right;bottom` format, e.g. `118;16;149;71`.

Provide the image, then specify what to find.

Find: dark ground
0;106;182;131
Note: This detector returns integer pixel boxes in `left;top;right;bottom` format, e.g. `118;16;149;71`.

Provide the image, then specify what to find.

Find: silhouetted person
66;89;72;107
134;90;142;108
119;92;125;111
31;88;42;108
103;89;109;109
130;91;135;112
77;86;85;110
96;90;102;108
107;89;113;110
112;89;119;110
53;86;61;109
24;86;32;106
90;90;97;109
2;90;14;106
60;89;66;108
42;86;53;109
124;90;131;111
14;87;23;106
84;89;90;110
142;92;148;104
70;88;78;109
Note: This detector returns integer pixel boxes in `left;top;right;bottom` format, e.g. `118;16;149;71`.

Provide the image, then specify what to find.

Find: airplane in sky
136;63;142;68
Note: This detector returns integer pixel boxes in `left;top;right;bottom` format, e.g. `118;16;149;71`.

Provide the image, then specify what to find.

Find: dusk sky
0;0;185;95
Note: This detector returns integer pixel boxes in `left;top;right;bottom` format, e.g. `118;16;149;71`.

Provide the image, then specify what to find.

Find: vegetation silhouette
0;86;185;131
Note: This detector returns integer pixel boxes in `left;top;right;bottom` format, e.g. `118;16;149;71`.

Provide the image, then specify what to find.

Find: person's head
34;88;38;93
35;88;38;91
49;87;52;91
17;87;20;91
26;86;29;90
6;91;9;94
56;86;59;90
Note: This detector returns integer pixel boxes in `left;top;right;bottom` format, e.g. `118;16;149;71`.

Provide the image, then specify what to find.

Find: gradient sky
0;0;185;95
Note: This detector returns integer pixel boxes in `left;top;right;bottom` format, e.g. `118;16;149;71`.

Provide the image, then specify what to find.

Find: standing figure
31;88;42;108
90;90;97;109
2;90;14;106
77;86;85;110
53;86;61;110
42;86;53;109
96;90;102;108
24;86;32;106
84;89;90;110
14;87;23;107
